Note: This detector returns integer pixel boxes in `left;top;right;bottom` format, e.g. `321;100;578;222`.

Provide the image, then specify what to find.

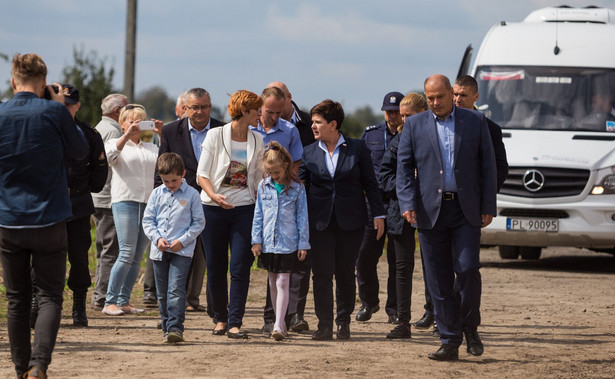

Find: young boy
142;153;205;343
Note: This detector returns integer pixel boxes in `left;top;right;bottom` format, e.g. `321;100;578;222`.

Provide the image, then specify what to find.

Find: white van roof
524;6;615;24
472;7;615;69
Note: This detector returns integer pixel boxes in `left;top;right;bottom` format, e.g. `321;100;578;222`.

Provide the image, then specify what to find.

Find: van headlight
591;168;615;195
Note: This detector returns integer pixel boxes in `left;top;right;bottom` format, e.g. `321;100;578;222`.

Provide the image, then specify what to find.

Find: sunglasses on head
124;104;144;110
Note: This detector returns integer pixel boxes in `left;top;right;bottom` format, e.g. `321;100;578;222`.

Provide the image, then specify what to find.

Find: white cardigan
196;122;264;206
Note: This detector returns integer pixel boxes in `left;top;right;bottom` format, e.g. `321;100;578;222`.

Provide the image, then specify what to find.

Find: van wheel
519;246;542;260
498;246;520;259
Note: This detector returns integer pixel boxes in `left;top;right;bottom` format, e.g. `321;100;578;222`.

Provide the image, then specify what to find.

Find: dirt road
1;247;613;378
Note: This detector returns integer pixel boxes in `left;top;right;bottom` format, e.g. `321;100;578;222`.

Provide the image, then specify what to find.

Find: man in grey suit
396;75;497;361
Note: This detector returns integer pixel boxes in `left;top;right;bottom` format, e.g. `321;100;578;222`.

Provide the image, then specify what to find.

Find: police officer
32;84;108;327
355;91;404;323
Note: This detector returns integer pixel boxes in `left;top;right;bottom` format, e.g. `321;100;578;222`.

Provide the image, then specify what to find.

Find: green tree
0;52;12;100
342;105;383;138
61;46;115;126
135;86;175;122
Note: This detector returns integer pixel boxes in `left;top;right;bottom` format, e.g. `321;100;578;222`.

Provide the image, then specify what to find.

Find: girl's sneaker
271;330;287;341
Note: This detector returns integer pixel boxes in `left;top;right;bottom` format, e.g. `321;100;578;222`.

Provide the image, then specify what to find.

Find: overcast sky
1;0;613;113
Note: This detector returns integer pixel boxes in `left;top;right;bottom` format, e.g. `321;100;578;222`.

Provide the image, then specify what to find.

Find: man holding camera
0;53;88;379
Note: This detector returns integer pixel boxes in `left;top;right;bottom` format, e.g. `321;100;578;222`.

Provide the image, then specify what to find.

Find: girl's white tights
268;271;290;333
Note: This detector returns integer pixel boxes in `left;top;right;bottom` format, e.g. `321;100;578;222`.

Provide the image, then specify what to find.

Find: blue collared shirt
142;179;205;260
250;118;303;162
251;177;311;254
434;107;457;191
188;118;212;161
317;133;346;177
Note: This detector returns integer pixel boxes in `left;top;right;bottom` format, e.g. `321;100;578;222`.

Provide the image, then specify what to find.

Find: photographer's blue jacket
0;92;87;227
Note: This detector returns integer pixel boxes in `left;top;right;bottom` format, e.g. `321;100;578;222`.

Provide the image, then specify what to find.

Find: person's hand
125;119;141;138
169;240;183;252
48;83;65;104
251;244;262;257
152;119;164;135
402;210;416;224
297;250;307;261
157;238;170;251
374;218;385;240
481;214;493;228
211;193;234;209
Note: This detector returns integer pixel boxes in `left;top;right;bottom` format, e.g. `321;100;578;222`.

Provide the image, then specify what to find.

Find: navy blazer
299;135;385;232
154;117;224;190
396;107;497;229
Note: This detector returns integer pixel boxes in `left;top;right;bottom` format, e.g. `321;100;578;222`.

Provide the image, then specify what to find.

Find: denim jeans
203;204;255;329
153;253;192;333
0;222;67;378
106;201;149;306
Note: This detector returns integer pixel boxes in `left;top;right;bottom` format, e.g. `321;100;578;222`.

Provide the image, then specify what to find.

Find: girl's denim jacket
251;177;310;254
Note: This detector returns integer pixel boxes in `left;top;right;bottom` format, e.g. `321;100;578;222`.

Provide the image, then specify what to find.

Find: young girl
251;141;310;341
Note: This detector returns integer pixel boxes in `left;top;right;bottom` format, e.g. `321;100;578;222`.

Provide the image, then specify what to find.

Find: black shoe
143;292;157;306
227;330;249;339
289;314;309;332
30;293;39;329
433;322;440;338
428;344;459;361
212;327;227;336
414;312;434;329
386;323;411;339
336;324;350;340
465;330;484;356
262;322;274;335
72;291;88;327
388;313;399;324
355;304;380;322
312;328;333;341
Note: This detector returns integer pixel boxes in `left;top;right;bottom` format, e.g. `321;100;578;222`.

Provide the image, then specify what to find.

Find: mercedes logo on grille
523;169;545;192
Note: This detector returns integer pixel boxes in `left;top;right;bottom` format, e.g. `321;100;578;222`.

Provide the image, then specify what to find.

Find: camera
43;85;59;100
138;120;156;131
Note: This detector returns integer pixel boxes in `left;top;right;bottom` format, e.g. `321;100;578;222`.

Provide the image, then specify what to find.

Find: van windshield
475;66;615;132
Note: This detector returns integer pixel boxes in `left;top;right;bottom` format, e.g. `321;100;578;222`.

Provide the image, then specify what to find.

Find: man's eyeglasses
124;104;145;110
186;105;211;111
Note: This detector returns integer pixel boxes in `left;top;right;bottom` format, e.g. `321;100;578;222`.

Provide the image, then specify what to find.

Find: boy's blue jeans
153;252;192;333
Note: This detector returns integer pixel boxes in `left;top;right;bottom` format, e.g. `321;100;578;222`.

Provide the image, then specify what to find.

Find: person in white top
197;90;265;339
102;104;163;316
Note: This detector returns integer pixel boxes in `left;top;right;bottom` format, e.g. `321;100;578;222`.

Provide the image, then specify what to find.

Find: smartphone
138;120;155;131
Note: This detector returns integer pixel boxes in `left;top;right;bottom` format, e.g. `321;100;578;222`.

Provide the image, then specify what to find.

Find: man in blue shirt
250;86;303;172
0;53;87;379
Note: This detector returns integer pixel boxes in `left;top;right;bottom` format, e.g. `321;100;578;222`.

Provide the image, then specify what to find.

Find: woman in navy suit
299;99;385;340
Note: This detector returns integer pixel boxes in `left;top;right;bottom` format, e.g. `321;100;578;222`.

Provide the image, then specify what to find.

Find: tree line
1;47;384;138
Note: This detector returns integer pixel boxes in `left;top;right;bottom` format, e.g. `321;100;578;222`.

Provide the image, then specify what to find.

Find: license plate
506;218;559;232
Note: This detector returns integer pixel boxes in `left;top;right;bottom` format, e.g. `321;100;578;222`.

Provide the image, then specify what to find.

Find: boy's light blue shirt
251;177;311;254
142;179;205;260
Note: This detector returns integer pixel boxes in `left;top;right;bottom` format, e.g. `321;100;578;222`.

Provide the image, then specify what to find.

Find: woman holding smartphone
102;104;163;316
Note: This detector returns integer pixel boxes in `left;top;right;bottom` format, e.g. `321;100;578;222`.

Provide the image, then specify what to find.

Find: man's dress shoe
428;344;459;361
227;330;248;339
289;314;309;332
414;312;434;329
336;324;350;340
312;328;333;341
355;304;380;322
465;330;484;356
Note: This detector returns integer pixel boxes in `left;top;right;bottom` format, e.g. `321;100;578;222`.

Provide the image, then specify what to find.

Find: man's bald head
267;81;293;121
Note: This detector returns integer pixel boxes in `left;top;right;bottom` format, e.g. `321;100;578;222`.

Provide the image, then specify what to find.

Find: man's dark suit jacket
154;117;224;190
486;117;508;192
299;136;385;232
292;101;315;147
396;107;497;229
